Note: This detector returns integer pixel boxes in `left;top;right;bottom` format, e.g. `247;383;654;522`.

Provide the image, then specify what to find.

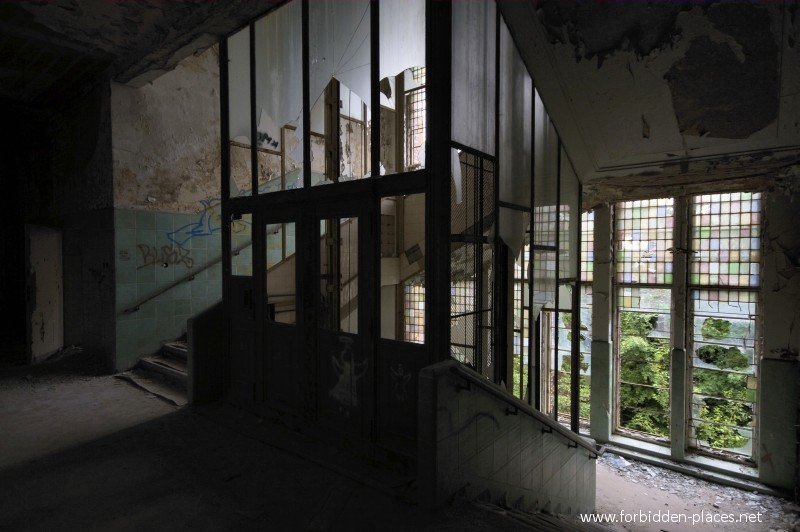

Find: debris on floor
597;453;799;531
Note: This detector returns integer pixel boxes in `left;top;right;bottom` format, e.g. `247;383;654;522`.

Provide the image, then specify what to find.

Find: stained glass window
405;67;427;170
689;192;761;288
615;198;674;285
403;278;425;344
581;211;594;283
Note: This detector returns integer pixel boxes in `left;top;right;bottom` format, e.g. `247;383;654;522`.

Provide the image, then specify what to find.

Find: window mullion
670;196;689;461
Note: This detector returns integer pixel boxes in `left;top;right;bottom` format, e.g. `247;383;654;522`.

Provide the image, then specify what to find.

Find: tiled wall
115;208;223;370
418;360;596;516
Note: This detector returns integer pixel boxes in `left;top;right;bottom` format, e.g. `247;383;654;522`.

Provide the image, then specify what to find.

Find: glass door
262;215;300;410
314;208;373;442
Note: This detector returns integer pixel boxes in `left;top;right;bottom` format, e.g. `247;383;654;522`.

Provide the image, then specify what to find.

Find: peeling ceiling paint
665;4;779;139
0;1;280;106
537;1;687;67
499;0;800;197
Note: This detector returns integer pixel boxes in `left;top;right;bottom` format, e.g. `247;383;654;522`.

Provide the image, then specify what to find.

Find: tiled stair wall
115;208;223;370
418;360;597;516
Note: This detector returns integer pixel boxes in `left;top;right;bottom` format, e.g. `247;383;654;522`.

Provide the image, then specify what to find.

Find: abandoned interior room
1;0;800;529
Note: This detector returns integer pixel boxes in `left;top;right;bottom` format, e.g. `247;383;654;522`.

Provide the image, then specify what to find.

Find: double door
227;196;373;444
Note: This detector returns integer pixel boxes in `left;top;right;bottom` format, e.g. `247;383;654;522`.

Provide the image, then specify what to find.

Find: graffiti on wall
390;363;411;403
168;198;222;246
329;336;367;414
167;198;250;246
137;243;194;270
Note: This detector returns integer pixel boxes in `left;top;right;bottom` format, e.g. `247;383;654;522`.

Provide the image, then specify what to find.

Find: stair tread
161;340;188;361
140;355;188;378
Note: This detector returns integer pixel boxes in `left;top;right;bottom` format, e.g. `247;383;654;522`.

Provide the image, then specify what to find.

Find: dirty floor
0;357;534;532
596;454;799;532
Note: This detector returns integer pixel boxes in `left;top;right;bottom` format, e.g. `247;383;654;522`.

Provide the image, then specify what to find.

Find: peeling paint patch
536;1;686;66
665;4;779;139
583;151;800;209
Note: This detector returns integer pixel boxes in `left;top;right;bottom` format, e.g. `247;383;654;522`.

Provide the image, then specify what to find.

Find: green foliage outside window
693;316;754;450
696;345;749;370
618;312;670;437
700;318;731;340
695;397;752;449
557;355;591;419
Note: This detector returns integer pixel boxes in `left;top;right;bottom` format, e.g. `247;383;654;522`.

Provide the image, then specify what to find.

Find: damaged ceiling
0;0;282;108
499;1;800;205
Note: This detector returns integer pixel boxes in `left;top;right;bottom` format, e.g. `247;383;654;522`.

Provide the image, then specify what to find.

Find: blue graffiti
167;198;250;246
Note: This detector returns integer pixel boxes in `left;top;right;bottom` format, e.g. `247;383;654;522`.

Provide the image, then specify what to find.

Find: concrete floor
0;356;536;531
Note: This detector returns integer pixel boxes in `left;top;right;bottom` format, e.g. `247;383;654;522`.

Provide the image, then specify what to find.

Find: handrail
444;360;602;457
123;239;252;314
124;211;355;315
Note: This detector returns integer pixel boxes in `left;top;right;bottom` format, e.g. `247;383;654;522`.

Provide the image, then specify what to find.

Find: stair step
161;340;188;361
116;370;187;407
139;355;187;385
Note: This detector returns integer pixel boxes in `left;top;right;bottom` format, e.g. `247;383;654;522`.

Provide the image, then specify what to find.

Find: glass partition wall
449;2;585;431
220;1;587;445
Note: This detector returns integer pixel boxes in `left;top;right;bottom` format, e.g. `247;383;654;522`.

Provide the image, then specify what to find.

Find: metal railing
446;360;602;457
123;240;252;315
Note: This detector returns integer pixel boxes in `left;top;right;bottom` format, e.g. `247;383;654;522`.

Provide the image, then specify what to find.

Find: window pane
320;218;358;333
689;192;761;287
615;198;674;285
451;152;494;378
227;27;252;197
497;19;532;258
451;0;495;155
309;2;372;186
266;222;296;324
559;151;580;280
581;211;595;283
379;1;426;175
231;214;253;276
689;289;757;457
616;287;672;441
254;3;304;192
380;194;425;343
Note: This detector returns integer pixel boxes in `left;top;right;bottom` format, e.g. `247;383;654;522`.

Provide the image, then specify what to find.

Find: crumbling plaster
498;1;800;198
762;188;800;360
112;46;220;213
9;0;280;87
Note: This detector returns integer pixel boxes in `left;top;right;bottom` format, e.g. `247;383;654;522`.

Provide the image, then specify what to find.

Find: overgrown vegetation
557;313;591;420
618;312;670;437
696;345;749;370
701;318;731;340
557;355;591;419
693;318;753;450
695;397;752;449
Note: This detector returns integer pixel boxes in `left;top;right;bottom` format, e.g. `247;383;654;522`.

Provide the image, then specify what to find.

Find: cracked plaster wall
759;187;800;489
111;46;222;370
762;188;800;360
112;45;220;213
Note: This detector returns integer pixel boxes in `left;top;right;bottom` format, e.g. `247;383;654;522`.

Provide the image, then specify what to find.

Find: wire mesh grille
689;288;757;457
450;150;495;376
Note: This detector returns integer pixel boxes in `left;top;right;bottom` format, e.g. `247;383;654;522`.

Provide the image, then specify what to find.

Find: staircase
139;340;188;387
118;339;189;406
